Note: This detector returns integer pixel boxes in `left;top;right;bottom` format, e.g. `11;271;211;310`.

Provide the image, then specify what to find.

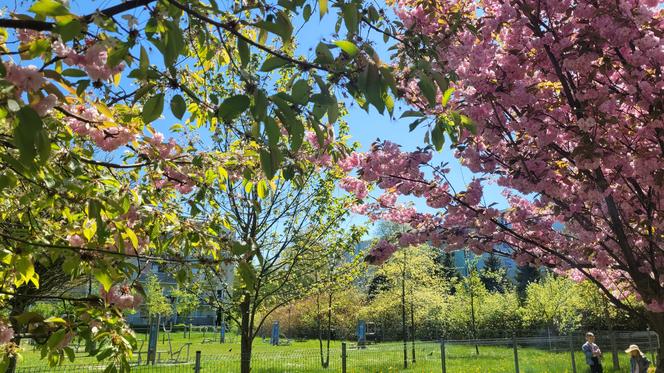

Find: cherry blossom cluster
154;165;195;194
379;0;664;312
0;322;14;345
64;104;136;151
140;132;180;160
366;239;398;265
100;284;143;311
2;60;58;116
303;130;333;167
53;40;125;82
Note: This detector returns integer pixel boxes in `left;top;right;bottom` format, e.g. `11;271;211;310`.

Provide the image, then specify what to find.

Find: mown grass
16;331;651;372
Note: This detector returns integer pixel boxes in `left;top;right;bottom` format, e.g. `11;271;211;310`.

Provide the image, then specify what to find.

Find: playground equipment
270;321;280;346
365;322;378;344
162;322;191;363
356;320;379;348
133;338;145;365
201;325;216;344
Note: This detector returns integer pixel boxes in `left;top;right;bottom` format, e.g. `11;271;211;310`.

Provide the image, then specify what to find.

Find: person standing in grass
625;344;650;373
582;332;603;373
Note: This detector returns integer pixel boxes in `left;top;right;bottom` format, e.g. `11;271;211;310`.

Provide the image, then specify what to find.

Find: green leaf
264;117;280;147
288;118;304;152
362;64;384;113
260;57;289;72
43;317;67;324
108;44;129;68
0;173;17;192
64;347;75;362
319;0;328;17
218;95;250;122
124;228;138;250
94;268;113;292
255;13;292;43
432;121;445;151
35;130;51;164
15;256;35;285
342;3;359;35
259;148;281;180
142;93;164;123
303;4;312;22
14;106;44;168
418;77;437;107
315;43;334;65
163;21;184;66
238;261;256;288
61;68;87;77
401;110;424;118
54;18;81;42
290;79;310;105
252;90;268;121
333;40;359;57
139;46;150;75
231;241;251;256
170;94;186;119
30;0;69;16
441;87;455;107
257;180;268;198
237;38;250;67
47;329;66;349
96;348;114;361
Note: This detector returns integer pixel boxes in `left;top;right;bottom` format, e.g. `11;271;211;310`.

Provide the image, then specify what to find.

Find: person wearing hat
582;332;603;373
625;344;650;373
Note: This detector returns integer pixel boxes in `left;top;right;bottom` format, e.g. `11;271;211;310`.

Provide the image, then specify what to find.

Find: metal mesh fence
15;330;659;373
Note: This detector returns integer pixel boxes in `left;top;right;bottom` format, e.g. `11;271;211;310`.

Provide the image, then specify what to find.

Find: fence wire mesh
15;330;659;373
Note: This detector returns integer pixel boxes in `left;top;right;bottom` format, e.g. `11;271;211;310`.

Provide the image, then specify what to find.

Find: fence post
569;334;577;373
440;339;446;373
647;326;655;363
194;350;201;373
341;342;347;373
513;333;520;373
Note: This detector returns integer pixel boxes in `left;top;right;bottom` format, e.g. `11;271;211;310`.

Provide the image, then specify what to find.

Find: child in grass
582;332;603;373
625;344;650;373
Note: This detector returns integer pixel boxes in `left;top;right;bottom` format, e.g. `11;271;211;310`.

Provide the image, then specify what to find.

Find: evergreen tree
367;274;390;301
479;254;508;293
515;265;542;299
434;251;461;294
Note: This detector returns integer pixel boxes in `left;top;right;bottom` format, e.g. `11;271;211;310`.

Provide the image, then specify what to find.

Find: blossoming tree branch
339;1;664;370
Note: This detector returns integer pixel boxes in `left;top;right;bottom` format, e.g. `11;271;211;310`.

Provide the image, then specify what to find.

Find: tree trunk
324;292;332;368
316;292;325;368
240;297;253;373
402;256;408;369
646;311;663;373
6;301;26;373
604;302;619;370
410;297;416;363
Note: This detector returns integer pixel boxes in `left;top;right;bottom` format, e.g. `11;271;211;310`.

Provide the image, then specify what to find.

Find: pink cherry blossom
52;40;124;82
67;234;85;247
63;104;136;151
366;239;398;266
0;321;14;344
31;94;58;116
4;62;44;93
100;284;142;310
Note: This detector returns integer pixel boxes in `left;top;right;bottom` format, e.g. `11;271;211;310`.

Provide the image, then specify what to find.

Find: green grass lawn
16;331;649;372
